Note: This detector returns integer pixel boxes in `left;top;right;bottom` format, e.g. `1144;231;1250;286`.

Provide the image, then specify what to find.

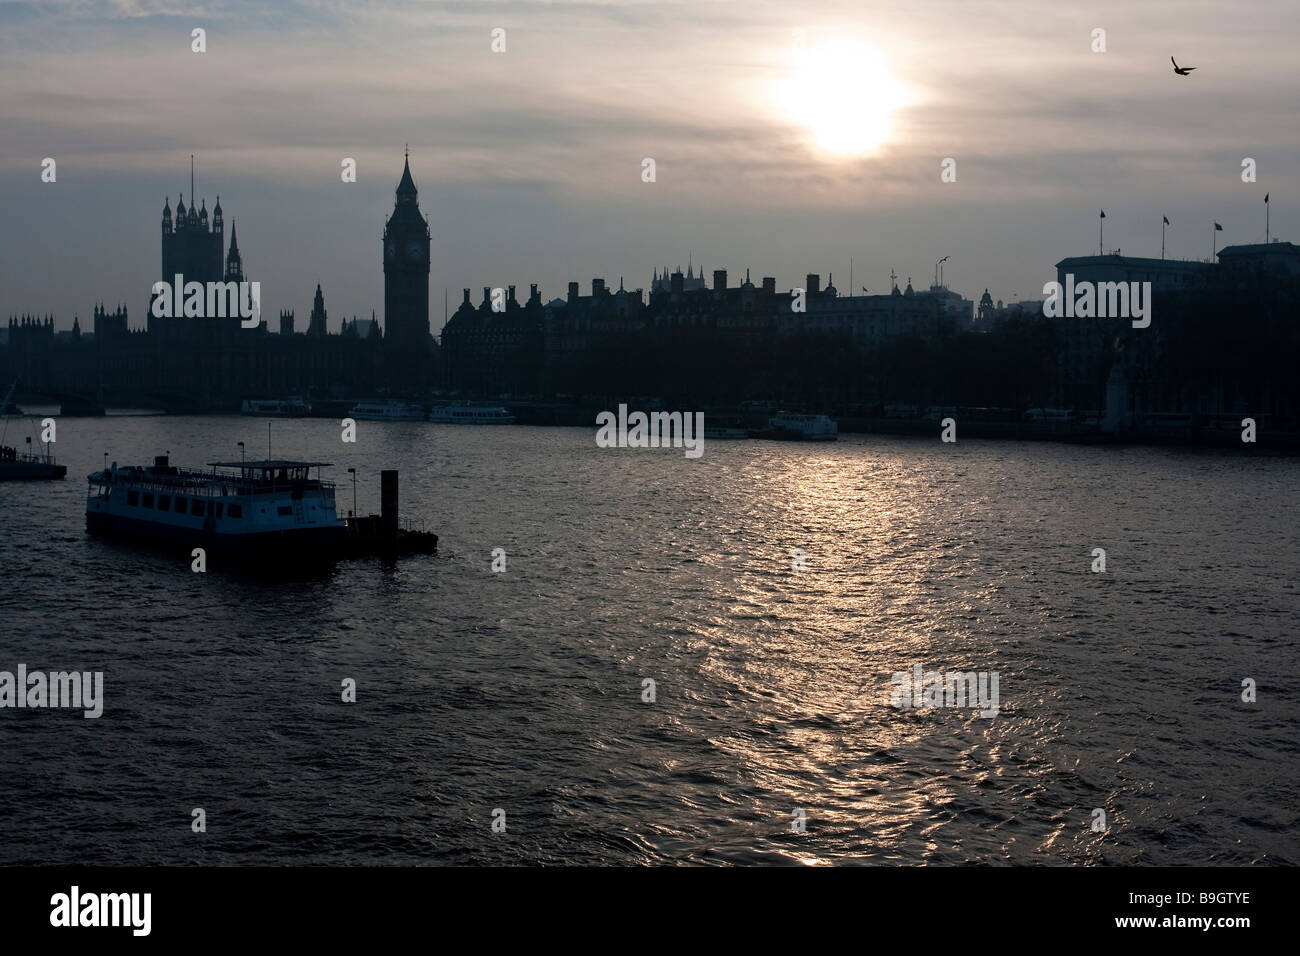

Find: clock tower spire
383;151;431;358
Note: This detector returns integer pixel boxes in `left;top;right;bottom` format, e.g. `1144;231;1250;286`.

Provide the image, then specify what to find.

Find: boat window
215;503;224;519
228;503;243;518
277;505;293;516
127;490;139;506
158;495;170;512
142;493;154;508
192;498;205;516
174;496;186;512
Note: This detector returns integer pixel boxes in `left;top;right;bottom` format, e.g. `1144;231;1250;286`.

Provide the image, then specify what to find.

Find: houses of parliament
1;157;438;407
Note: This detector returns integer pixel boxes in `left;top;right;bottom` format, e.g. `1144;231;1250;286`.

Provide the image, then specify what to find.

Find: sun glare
772;37;908;158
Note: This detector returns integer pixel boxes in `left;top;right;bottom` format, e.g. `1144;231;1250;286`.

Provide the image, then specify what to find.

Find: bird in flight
1171;57;1196;76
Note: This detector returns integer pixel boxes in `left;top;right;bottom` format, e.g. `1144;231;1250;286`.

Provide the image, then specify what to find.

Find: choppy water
1;415;1297;865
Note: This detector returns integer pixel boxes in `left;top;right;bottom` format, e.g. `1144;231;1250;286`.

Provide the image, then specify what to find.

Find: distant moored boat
750;412;838;442
429;403;515;424
348;400;425;421
0;381;66;479
242;397;312;417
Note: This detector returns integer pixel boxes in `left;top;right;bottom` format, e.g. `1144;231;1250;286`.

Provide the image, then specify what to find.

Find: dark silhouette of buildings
0;164;441;406
2;157;1296;431
441;284;544;396
160;192;225;285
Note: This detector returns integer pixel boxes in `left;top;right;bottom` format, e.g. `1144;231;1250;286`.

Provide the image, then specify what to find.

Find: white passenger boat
86;455;344;561
751;412;838;441
347;400;426;421
428;403;515;425
241;397;312;417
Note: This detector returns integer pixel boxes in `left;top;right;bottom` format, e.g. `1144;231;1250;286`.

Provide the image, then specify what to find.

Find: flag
1265;193;1269;204
1214;222;1223;231
1163;216;1170;225
1099;210;1106;219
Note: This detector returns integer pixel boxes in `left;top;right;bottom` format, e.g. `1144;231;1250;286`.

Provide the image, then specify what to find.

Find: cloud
0;0;1296;325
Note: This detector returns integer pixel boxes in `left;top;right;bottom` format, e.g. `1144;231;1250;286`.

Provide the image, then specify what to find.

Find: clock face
385;242;396;260
406;241;422;260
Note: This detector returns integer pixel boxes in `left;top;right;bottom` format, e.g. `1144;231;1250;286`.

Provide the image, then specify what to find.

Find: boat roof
207;459;334;468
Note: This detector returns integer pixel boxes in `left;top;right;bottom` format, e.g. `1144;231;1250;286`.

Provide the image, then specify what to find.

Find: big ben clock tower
383;150;431;352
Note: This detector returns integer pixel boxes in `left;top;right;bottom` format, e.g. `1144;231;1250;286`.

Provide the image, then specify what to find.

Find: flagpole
1266;196;1270;245
1099;213;1104;256
1161;219;1166;260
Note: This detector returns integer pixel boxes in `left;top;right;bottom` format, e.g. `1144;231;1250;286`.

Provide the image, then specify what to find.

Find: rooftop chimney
713;269;727;291
806;274;820;296
762;276;776;295
567;281;579;303
670;271;684;294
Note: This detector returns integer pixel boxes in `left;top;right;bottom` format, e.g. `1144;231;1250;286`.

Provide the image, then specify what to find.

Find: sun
772;37;908;158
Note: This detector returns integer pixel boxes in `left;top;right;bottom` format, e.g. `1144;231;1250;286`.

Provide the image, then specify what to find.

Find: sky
1;0;1297;334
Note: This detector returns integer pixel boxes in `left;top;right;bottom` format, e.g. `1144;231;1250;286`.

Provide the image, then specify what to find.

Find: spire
308;283;327;337
396;152;418;204
224;221;243;282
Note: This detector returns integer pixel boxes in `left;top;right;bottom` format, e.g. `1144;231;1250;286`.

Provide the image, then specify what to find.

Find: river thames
1;415;1296;864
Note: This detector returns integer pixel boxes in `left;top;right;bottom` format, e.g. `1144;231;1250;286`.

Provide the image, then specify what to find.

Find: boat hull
86;511;344;563
0;461;67;480
428;417;515;425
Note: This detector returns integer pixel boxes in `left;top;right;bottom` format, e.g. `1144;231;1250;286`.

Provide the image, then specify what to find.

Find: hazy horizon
2;0;1297;333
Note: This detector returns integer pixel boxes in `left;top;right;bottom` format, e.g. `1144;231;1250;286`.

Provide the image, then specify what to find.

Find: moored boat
750;412;838;442
86;455;344;562
348;400;425;421
0;381;66;479
241;397;312;417
0;447;67;480
429;403;515;424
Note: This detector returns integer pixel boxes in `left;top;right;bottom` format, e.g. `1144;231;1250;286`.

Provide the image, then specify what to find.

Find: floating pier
341;469;438;558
